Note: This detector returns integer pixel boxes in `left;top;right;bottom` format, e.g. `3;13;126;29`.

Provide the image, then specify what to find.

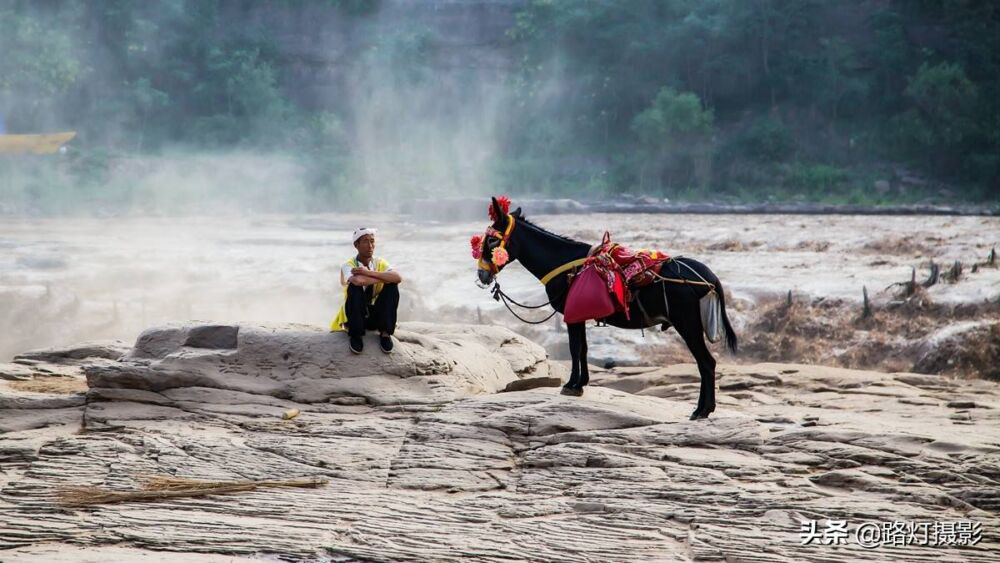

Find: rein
491;281;567;325
478;212;567;324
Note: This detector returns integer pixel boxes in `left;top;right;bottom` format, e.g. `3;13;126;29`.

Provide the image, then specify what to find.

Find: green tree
0;5;82;130
896;62;979;175
631;87;714;193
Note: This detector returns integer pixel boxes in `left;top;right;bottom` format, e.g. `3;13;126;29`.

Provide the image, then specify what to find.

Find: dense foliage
0;0;995;211
505;0;998;201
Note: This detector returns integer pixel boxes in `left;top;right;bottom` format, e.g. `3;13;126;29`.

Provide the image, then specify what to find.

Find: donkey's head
473;196;521;286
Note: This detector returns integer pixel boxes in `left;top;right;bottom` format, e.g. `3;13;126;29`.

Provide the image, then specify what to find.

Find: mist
0;0;530;216
1;0;997;362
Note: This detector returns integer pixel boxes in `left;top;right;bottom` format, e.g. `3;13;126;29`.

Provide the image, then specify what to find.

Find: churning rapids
1;212;997;377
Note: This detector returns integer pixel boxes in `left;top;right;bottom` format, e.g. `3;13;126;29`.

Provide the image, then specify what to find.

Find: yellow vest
330;256;391;332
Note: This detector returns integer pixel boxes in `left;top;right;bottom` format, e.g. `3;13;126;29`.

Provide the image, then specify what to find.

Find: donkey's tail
715;278;738;354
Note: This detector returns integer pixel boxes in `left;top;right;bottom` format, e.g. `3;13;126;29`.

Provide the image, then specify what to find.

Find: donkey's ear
491;197;504;220
512;207;522;218
489;196;512;223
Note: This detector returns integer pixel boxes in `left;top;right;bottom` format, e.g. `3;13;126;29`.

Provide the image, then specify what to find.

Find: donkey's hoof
689;410;709;420
560;385;583;397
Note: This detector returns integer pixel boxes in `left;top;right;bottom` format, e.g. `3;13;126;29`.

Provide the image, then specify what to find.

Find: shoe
349;335;364;354
379;335;393;354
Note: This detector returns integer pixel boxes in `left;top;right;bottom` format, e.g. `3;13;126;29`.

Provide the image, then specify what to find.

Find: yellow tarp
0;132;76;155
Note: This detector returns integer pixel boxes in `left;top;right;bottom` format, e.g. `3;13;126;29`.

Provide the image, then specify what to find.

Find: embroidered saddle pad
568;232;672;321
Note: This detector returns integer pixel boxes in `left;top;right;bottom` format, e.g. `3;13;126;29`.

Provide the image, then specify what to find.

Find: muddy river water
1;213;997;373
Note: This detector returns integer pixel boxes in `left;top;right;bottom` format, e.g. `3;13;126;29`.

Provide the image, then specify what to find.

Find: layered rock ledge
0;322;997;561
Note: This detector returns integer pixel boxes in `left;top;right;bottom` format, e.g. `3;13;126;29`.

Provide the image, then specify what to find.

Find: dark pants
345;282;399;337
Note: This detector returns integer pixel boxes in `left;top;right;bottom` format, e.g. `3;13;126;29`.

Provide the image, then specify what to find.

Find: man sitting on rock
330;227;403;354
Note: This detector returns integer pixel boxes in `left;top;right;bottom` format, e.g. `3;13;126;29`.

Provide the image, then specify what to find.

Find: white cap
352;227;378;243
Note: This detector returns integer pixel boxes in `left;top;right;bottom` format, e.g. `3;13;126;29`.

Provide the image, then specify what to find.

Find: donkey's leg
579;325;590;387
676;317;717;420
562;323;585;395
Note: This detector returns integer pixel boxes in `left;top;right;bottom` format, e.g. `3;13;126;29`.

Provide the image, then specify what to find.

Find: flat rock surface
1;324;997;561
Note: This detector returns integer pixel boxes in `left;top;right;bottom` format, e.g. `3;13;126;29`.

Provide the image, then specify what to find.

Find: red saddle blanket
564;233;671;323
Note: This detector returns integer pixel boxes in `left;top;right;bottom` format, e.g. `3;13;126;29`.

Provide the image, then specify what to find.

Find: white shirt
341;256;392;287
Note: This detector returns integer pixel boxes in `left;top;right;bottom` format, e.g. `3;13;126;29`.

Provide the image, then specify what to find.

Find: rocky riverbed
1;322;997;561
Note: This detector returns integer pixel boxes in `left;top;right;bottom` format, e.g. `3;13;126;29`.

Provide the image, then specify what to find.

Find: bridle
477;212;591;286
477;212;584;324
477;214;516;275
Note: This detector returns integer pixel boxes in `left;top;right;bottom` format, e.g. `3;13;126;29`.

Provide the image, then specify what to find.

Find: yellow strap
540;258;588;285
478;215;517;273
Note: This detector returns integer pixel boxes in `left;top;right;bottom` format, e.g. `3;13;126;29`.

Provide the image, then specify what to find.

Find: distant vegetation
506;0;997;203
0;0;996;212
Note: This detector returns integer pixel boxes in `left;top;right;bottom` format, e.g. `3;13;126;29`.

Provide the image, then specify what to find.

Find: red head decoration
470;234;484;259
488;195;511;222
